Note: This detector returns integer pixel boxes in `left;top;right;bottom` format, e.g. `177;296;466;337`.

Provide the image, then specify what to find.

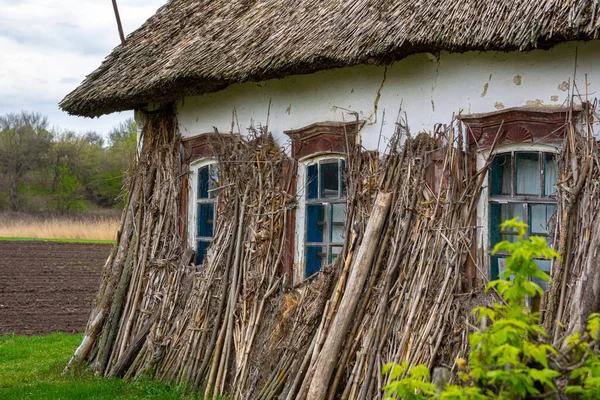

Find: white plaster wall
177;40;600;151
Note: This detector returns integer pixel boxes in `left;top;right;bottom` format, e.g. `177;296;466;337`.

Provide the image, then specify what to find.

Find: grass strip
0;333;203;399
0;237;115;244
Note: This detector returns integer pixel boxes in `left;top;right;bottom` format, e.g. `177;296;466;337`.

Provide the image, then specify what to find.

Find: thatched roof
61;0;600;117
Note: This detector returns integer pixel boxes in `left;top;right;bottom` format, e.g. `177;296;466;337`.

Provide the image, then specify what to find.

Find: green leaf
587;314;600;340
409;365;431;381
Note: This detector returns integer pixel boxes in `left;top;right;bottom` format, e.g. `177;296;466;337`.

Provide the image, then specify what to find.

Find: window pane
208;164;218;199
532;259;552;292
330;203;346;244
196;240;210;265
490;203;525;246
500;233;520;243
501;203;525;227
544;153;557;196
197;203;214;237
516;152;540;196
490;153;511;196
306;163;318;199
330;246;342;264
530;204;556;235
197;165;209;199
305;246;324;277
490;256;507;280
340;159;346;197
320;160;339;199
306;204;325;243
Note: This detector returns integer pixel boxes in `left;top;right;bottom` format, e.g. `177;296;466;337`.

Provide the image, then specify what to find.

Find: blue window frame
194;163;217;265
489;151;557;292
304;158;346;278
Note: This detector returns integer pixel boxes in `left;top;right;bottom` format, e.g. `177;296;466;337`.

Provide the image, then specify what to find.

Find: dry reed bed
0;215;119;241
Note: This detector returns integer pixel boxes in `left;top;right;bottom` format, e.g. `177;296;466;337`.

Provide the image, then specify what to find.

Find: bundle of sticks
542;100;600;344
72;102;600;399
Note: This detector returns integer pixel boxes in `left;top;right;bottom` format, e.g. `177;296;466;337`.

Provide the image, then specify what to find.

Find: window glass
304;158;346;278
490;153;511;196
544;153;557;196
516;152;540;195
330;203;346;244
193;162;218;265
340;159;346;196
530;204;556;235
198;165;209;199
532;259;552;291
307;163;318;199
330;246;342;264
197;203;214;237
306;204;325;243
320;161;339;199
305;246;324;277
490;203;525;246
488;151;557;296
208;164;218;199
196;241;210;265
490;255;507;282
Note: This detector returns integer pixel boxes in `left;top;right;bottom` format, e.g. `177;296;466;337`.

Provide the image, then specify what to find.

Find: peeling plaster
551;95;559;102
526;99;544;106
286;104;292;114
369;65;388;125
175;40;600;152
558;81;570;91
494;102;505;109
513;75;522;85
481;83;489;98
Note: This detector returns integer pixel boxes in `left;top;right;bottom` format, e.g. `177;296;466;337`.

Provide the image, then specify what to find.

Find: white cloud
0;0;165;136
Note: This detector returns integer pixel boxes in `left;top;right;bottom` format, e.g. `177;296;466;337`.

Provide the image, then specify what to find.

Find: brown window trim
182;132;234;165
284;120;365;160
460;106;577;151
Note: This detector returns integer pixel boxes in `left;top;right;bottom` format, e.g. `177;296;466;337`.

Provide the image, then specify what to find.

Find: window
190;161;218;265
304;158;346;278
488;151;557;292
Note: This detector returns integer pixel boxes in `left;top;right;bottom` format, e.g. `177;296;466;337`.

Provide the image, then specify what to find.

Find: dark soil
0;241;110;335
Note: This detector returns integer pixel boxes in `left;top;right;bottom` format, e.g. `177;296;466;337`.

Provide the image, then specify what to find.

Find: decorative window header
182;132;234;164
460;107;577;151
284;120;364;160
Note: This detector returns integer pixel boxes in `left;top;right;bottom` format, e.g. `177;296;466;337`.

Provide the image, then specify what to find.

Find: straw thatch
60;0;600;117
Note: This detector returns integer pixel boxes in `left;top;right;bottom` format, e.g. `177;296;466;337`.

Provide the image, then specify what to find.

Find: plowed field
0;241;110;335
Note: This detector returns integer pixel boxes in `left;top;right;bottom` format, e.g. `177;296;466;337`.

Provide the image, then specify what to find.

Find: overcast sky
0;0;166;137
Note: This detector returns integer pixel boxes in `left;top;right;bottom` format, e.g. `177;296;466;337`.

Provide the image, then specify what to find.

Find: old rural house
60;0;600;398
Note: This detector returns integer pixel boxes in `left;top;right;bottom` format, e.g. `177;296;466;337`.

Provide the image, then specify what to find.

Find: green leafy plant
381;219;600;399
382;362;436;399
564;313;600;398
466;218;560;398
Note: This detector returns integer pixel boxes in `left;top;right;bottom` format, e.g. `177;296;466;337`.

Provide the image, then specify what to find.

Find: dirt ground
0;241;111;335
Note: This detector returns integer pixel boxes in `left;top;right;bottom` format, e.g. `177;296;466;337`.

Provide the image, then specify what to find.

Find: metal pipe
111;0;126;46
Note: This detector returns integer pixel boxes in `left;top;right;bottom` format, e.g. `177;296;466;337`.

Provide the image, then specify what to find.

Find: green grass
0;237;114;245
0;333;202;399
